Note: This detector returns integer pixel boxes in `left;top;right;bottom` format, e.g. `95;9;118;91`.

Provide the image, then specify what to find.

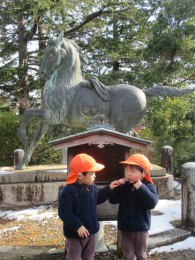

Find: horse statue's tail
144;85;195;97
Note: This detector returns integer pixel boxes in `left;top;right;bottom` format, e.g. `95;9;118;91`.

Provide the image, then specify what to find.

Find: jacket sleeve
97;184;112;205
108;186;120;204
136;183;159;209
58;187;83;232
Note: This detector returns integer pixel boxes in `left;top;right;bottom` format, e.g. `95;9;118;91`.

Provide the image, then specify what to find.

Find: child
109;153;159;260
58;153;119;260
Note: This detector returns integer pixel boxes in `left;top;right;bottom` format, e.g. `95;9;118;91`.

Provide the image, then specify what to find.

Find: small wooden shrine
49;127;151;184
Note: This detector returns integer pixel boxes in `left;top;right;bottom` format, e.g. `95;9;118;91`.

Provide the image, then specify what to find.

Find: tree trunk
17;13;30;112
38;23;47;50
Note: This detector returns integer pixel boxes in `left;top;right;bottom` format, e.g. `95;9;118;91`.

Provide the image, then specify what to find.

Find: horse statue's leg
17;108;51;148
15;121;49;170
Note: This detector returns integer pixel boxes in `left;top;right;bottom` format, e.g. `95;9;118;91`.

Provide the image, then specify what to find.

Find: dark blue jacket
109;179;159;231
58;183;111;238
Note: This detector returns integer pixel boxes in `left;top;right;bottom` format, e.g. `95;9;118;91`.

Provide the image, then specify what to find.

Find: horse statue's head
39;32;87;81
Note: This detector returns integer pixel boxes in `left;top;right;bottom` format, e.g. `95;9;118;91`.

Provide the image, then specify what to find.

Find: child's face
124;165;144;183
81;171;96;185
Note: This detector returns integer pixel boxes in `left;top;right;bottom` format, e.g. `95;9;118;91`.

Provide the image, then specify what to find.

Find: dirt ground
0;207;194;260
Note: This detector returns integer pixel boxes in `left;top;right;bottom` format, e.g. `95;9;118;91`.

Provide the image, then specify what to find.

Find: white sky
0;180;195;254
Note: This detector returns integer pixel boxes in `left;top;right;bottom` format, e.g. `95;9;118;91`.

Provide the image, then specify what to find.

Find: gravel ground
0;206;194;259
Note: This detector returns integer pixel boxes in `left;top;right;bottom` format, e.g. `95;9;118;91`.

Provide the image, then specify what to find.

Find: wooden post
181;162;195;227
161;145;173;175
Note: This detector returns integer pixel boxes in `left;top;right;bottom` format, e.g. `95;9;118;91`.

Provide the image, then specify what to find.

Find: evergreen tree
0;0;194;169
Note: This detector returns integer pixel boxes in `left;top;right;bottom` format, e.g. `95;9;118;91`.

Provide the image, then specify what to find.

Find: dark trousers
121;230;148;260
66;235;95;260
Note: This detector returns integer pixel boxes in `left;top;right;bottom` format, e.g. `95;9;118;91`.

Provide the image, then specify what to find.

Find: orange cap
119;154;153;184
66;153;105;184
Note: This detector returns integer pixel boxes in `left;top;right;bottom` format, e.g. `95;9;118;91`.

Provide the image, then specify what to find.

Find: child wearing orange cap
58;153;120;260
109;154;159;260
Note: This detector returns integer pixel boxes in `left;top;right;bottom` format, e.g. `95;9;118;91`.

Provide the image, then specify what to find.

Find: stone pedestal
150;164;174;199
95;221;108;252
0;165;67;207
0;162;174;208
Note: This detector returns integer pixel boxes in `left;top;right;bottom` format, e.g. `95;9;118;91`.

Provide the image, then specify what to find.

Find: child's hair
81;172;88;176
120;153;153;183
127;164;144;173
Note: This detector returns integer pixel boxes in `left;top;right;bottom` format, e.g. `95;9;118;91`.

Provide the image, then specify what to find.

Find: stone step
148;227;192;250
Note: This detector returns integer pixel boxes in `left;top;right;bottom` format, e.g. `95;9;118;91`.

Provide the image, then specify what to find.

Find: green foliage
0;109;86;166
0;110;21;166
142;0;195;87
139;93;195;176
173;141;195;176
28;124;86;166
0;0;195;172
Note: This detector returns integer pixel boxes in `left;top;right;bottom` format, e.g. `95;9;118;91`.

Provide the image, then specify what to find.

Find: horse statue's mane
16;32;195;170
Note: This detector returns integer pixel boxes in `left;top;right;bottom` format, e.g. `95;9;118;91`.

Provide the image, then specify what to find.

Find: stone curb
148;227;191;250
0;228;192;259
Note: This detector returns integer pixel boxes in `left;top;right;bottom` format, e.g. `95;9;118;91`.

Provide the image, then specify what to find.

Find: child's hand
133;180;142;189
77;225;89;238
110;178;125;190
118;178;127;184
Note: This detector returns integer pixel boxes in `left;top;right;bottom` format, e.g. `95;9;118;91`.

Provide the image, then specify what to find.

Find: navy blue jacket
109;179;159;231
58;183;111;238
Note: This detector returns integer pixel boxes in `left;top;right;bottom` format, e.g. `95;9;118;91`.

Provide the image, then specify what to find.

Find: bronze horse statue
16;32;195;170
16;32;147;169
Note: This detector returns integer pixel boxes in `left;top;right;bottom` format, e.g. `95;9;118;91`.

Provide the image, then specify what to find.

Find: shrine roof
49;127;152;150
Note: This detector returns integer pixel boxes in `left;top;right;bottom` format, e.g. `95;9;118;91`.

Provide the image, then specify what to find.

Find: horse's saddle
68;77;110;122
87;76;111;102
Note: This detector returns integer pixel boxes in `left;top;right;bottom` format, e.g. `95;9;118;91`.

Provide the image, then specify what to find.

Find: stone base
0;165;67;207
151;163;174;199
153;174;174;199
0;182;66;207
0;164;174;209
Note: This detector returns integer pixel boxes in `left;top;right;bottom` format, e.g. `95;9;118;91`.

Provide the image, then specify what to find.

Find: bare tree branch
64;5;132;36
